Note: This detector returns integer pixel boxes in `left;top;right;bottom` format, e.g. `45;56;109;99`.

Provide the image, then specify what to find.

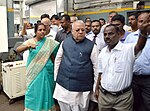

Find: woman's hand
29;44;39;49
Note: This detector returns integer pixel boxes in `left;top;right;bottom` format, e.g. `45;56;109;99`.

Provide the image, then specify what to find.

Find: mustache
93;29;98;32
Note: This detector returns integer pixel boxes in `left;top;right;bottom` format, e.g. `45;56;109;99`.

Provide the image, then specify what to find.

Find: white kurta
53;42;98;107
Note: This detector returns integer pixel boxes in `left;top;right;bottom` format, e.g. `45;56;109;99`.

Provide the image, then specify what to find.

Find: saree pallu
24;37;59;111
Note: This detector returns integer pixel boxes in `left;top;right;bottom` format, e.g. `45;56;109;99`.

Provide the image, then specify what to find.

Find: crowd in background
16;9;150;111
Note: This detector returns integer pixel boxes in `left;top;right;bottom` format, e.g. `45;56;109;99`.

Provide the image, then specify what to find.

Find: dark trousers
132;75;150;111
88;100;99;111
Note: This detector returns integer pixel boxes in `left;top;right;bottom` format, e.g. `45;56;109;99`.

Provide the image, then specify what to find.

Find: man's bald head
138;12;149;28
41;18;51;34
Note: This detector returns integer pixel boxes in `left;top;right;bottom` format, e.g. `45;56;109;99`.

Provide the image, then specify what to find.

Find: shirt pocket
115;60;125;73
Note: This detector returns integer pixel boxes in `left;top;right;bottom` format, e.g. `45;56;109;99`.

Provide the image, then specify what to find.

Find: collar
133;29;140;36
71;36;86;43
46;33;53;37
120;31;130;41
61;29;66;33
91;32;101;38
86;31;93;36
106;41;123;52
61;29;71;34
45;30;55;37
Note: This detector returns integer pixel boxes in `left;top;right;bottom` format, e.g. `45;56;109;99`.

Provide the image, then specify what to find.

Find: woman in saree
16;23;59;111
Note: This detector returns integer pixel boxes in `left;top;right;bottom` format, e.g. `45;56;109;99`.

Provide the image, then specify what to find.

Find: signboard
0;6;8;52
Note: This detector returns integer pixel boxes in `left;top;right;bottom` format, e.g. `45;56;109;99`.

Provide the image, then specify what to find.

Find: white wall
30;1;56;19
0;6;8;52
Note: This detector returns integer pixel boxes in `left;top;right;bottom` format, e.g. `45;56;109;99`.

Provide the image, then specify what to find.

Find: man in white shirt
124;12;150;111
19;21;35;41
41;18;56;39
111;14;130;43
86;20;105;53
85;21;92;37
100;11;118;33
53;20;98;111
50;14;62;31
95;15;149;111
124;12;145;44
128;12;138;32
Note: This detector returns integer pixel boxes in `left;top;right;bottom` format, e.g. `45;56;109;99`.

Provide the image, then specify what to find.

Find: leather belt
100;86;131;96
133;73;150;78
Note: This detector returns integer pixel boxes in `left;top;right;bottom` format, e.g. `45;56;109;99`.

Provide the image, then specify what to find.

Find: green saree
24;37;59;111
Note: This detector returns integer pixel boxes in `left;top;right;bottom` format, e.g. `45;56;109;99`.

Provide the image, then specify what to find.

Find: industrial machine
2;60;26;104
0;0;25;101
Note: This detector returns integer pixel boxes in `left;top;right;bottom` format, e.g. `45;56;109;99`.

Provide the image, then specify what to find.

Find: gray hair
72;20;85;30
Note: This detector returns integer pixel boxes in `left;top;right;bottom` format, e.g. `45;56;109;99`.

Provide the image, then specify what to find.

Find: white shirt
86;32;105;53
124;30;139;43
100;23;109;33
98;41;136;92
85;31;93;37
101;24;131;33
45;29;56;39
123;25;132;32
19;28;35;40
53;42;98;105
51;25;63;32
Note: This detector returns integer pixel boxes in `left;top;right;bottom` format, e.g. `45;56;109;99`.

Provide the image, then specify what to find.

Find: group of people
16;10;150;111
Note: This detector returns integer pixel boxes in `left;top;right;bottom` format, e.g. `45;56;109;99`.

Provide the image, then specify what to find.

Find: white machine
2;61;26;103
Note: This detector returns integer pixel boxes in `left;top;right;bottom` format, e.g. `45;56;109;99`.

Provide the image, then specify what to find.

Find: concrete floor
0;61;25;111
0;91;24;111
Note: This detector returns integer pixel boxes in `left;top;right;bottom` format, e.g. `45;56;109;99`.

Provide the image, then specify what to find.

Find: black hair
50;14;60;20
128;12;138;19
91;20;100;25
111;14;125;24
60;14;70;21
34;23;45;34
29;23;33;27
138;1;145;5
37;20;41;24
109;11;118;15
105;24;120;33
99;18;106;23
85;17;91;22
40;14;50;20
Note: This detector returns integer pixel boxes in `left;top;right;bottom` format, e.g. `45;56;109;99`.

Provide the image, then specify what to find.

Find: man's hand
23;21;29;29
139;13;150;36
134;12;150;56
94;74;101;101
94;86;99;101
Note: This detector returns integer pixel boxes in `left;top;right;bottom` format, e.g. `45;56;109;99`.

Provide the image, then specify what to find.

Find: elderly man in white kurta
53;20;98;111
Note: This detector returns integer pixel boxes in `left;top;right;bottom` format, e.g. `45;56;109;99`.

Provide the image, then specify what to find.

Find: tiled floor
0;91;24;111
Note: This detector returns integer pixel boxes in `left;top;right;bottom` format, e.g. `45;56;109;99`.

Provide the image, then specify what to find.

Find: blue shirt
124;30;139;43
120;31;131;43
125;30;150;75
